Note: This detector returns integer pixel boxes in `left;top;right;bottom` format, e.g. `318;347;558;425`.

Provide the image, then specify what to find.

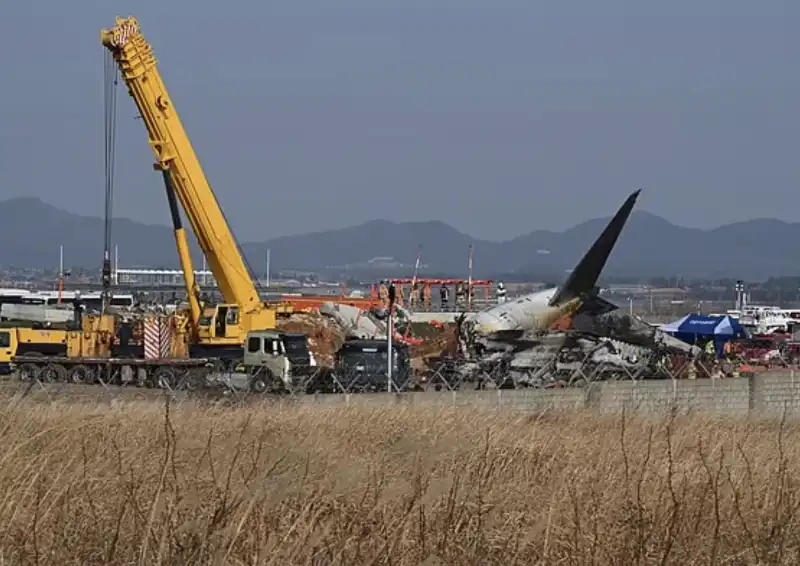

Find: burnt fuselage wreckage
440;190;702;389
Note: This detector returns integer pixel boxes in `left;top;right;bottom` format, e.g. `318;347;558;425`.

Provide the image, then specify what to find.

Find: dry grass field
0;389;799;565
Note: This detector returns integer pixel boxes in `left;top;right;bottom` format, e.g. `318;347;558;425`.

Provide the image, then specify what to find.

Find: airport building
114;268;217;287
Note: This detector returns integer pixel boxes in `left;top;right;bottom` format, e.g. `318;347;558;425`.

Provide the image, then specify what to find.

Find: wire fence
6;346;794;409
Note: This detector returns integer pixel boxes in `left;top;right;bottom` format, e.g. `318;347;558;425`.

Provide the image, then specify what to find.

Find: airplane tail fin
549;189;641;306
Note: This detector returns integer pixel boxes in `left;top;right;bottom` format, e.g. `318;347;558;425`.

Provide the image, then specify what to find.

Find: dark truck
329;338;413;393
281;332;317;375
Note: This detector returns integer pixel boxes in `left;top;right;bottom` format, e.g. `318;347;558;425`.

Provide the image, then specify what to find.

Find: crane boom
101;17;260;315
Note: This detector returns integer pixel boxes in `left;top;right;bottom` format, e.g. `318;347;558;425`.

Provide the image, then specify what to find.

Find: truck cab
0;327;69;374
242;330;313;392
244;330;287;368
0;329;12;373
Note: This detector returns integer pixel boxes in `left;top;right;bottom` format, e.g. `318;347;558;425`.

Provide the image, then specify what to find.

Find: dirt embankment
277;313;346;366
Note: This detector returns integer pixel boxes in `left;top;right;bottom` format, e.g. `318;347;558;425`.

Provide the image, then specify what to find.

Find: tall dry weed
0;393;798;564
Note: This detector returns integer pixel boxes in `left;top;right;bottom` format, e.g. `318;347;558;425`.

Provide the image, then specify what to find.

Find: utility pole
387;282;396;393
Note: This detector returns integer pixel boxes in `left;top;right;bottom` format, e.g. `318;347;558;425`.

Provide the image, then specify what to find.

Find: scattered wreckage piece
318;301;425;346
424;336;709;390
433;310;708;390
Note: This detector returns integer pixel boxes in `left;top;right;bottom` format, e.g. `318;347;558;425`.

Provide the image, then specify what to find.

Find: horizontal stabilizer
578;295;619;317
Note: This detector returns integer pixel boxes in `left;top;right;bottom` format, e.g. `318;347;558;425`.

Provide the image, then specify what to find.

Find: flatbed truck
5;328;314;393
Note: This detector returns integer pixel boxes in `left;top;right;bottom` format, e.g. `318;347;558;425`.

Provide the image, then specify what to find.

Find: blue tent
660;314;748;358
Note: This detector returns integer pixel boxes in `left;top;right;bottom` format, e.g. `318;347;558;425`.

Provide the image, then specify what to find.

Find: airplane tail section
549;189;641;307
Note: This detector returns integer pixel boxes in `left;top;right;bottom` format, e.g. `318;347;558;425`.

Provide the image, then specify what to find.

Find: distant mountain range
1;196;798;280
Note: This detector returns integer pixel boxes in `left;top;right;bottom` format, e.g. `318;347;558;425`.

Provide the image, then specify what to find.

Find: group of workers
377;280;508;311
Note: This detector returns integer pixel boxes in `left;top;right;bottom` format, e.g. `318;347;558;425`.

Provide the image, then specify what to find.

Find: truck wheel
68;365;95;385
17;363;39;381
40;364;67;383
153;367;177;389
250;372;269;394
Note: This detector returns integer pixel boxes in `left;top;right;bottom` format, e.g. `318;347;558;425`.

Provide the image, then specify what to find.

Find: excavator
101;16;292;359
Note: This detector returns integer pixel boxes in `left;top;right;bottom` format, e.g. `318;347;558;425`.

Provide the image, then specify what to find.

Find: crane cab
196;304;278;345
197;304;242;344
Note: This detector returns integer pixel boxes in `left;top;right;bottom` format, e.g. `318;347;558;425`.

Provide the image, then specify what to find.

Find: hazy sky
0;1;797;242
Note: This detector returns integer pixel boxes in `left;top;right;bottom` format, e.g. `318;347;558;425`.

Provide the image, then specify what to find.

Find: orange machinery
277;294;380;313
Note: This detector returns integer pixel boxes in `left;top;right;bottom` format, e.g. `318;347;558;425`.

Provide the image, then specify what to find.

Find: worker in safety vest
420;284;429;310
378;280;389;308
455;282;466;309
410;282;420;308
496;281;507;304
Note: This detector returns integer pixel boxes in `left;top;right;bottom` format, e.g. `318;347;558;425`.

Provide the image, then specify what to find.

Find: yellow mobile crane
101;17;288;357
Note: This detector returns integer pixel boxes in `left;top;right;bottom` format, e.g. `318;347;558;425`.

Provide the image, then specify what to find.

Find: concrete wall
296;372;800;416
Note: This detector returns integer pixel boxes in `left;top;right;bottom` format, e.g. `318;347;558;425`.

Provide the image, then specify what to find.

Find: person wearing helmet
496;281;507;305
439;283;450;311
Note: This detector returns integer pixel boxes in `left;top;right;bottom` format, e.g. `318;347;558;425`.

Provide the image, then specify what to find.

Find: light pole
387;283;396;393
